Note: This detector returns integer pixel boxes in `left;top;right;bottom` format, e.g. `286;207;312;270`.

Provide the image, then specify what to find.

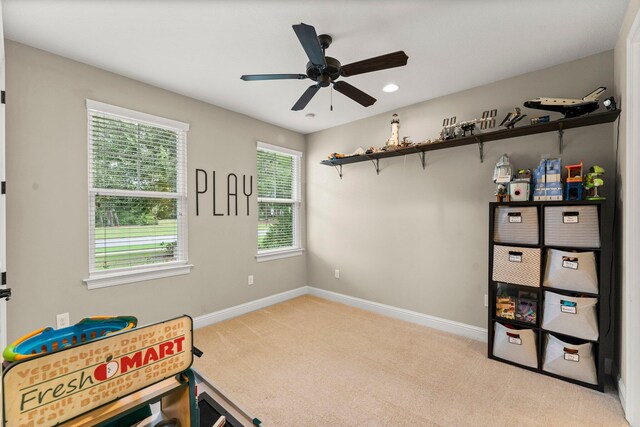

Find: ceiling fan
240;23;409;111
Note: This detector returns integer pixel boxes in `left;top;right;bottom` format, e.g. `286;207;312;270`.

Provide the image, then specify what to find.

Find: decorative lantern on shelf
386;113;400;147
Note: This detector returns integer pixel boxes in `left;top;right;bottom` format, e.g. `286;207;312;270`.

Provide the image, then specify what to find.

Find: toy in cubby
533;157;562;201
565;161;584;200
509;169;532;202
493;154;512;203
585;165;605;200
496;283;538;325
517;299;537;324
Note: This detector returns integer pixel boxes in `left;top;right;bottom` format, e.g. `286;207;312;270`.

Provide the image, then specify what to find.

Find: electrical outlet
56;312;70;329
334;269;340;279
484;294;488;307
248;275;254;286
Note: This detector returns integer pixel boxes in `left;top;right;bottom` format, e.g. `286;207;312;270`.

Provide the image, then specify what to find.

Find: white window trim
257;141;303;158
256;248;305;262
86;100;190;132
84;100;191;289
84;262;194;290
256;141;303;261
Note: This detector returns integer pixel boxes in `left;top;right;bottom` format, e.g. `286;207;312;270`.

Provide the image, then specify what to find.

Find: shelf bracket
558;123;564;154
418;152;427;170
333;164;343;179
369;158;380;175
475;137;484;163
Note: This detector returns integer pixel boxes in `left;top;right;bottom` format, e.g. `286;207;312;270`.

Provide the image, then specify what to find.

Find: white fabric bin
543;249;599;294
492;245;541;287
494;206;539;245
544;205;601;248
492;322;538;368
542;291;599;341
543;334;597;385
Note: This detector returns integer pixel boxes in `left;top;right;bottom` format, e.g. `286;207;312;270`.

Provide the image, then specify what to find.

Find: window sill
84;262;193;290
256;248;304;263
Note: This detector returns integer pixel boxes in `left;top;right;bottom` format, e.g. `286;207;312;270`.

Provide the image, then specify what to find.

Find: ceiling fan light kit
240;23;409;111
383;83;399;93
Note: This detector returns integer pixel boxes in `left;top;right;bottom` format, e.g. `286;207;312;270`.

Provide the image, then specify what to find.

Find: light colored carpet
194;295;627;426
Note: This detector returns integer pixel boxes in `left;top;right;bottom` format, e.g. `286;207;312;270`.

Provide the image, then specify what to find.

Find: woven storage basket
493;322;538;368
542;291;599;341
493;206;539;245
543;333;597;385
543;249;599;294
492;245;541;287
544;205;600;248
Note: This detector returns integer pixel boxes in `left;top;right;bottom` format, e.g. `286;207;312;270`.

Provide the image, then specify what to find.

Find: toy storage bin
516;298;538;325
496;295;517;321
493;206;539;245
495;283;538;324
544;205;601;248
542;333;597;385
543;249;599;294
492;245;541;287
492;322;538;368
542;291;599;341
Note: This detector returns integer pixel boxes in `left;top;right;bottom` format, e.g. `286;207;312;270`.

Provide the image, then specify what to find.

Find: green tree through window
88;101;188;275
257;143;301;253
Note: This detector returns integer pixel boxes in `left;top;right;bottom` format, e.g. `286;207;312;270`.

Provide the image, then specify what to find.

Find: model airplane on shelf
523;87;606;118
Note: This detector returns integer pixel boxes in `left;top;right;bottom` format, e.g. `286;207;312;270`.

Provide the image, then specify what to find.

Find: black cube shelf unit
488;200;612;391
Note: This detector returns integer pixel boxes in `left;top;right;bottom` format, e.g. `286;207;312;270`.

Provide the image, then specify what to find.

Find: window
85;100;191;289
256;142;303;261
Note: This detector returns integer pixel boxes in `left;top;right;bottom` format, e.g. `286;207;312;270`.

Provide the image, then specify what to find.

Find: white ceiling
2;0;630;134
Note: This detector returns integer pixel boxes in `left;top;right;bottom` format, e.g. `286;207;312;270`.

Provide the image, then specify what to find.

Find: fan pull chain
331;85;333;111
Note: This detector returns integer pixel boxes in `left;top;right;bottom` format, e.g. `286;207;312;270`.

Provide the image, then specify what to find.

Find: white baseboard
307;286;488;342
193;285;487;343
193;286;308;329
618;375;627;413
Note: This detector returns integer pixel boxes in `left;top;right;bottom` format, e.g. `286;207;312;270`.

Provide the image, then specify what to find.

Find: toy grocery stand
2;316;199;427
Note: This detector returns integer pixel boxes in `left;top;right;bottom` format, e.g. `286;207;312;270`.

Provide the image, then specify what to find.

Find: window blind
257;143;301;252
87;102;188;274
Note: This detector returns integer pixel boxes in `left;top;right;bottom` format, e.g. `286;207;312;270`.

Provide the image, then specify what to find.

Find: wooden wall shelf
320;109;621;178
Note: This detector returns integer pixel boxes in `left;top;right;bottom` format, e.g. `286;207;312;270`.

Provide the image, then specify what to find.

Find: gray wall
613;0;640;397
306;51;615;329
4;40;618;347
5;41;307;340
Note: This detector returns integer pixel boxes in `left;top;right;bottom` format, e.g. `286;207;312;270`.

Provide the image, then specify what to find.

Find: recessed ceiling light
305;113;316;119
383;83;399;93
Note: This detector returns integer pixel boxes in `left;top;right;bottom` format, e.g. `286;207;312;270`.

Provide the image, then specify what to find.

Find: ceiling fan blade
240;74;307;81
292;85;320;111
333;81;376;107
340;51;409;77
292;23;326;67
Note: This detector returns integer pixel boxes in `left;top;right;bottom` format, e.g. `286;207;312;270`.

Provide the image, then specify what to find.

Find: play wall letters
195;169;254;216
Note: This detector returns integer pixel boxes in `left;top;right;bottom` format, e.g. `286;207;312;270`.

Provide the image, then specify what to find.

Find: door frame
0;0;7;353
624;8;640;425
